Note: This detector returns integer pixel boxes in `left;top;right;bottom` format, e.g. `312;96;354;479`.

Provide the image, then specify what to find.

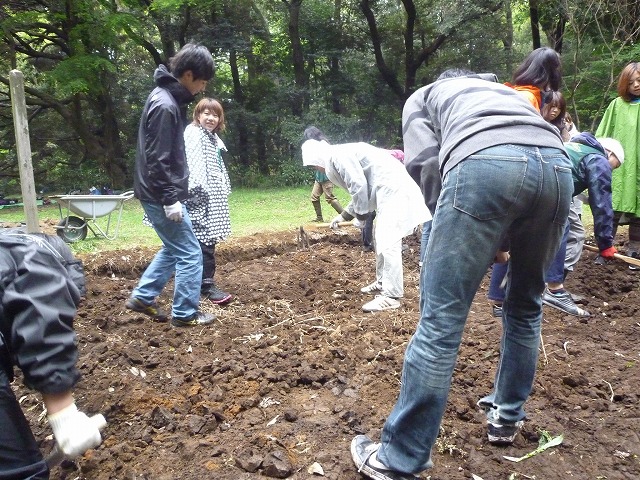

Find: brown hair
192;97;226;132
617;62;640;102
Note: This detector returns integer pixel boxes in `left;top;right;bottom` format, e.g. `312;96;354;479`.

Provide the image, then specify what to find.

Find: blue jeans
419;220;432;264
377;145;572;474
133;201;203;319
488;219;570;303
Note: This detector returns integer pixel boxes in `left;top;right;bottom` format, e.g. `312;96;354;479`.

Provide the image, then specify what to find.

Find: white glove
352;218;365;229
163;201;183;222
48;403;105;459
330;214;345;230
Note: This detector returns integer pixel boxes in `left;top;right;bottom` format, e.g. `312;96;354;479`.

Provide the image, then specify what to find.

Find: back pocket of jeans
452;155;527;220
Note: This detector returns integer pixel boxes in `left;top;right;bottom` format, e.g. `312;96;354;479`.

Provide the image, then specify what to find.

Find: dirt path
16;228;640;479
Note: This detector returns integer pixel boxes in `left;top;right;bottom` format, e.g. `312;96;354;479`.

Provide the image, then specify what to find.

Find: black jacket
0;235;81;393
134;65;195;206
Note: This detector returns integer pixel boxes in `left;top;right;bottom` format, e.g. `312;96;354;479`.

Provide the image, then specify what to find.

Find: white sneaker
362;295;401;312
360;282;383;294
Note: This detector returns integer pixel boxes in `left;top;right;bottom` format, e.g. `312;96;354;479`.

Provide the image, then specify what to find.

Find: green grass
0;187;352;254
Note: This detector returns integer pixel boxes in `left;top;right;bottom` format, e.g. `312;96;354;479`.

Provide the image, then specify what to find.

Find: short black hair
169;43;215;81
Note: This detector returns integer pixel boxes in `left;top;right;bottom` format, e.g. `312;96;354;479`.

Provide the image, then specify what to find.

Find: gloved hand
352;218;365;229
48;404;105;459
330;214;345;230
163;201;183;223
600;246;617;259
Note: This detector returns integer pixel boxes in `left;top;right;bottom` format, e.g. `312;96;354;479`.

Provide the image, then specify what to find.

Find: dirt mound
16;228;640;479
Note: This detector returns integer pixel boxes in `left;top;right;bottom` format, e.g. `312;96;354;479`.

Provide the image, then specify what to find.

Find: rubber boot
312;200;323;222
329;199;344;215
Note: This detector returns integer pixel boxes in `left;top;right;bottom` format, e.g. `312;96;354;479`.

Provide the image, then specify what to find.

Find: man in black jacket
127;43;217;328
0;233;103;479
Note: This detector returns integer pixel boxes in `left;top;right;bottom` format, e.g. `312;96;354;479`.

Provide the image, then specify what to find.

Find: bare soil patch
15;227;640;479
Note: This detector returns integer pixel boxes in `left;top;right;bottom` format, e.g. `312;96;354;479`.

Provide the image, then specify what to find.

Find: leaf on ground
503;434;564;462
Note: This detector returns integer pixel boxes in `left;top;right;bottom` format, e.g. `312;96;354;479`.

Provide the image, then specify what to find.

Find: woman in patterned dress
184;98;233;304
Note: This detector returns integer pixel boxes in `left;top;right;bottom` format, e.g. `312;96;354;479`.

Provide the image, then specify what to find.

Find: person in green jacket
595;62;640;262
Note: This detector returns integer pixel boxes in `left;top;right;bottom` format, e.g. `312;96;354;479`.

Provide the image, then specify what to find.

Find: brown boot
312;200;323;222
329;199;344;215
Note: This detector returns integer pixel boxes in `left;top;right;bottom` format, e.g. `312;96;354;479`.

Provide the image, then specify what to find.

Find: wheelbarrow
52;190;135;243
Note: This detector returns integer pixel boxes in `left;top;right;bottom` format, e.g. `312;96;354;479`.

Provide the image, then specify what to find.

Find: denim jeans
133;201;203;319
419;220;432;264
488;219;570;303
377;145;572;474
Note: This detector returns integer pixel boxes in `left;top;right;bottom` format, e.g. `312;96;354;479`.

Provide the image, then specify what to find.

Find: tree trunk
529;0;541;49
283;0;307;117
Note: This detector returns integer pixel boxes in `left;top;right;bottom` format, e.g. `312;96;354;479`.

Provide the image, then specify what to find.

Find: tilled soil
14;227;640;479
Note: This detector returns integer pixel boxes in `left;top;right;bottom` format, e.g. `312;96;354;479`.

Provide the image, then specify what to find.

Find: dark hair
541;90;567;131
617;62;640;102
192;97;225;132
169;43;215;81
303;126;329;142
437;68;476;80
512;47;562;91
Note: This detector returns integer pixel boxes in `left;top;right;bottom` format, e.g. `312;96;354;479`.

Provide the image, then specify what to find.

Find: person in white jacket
301;139;431;312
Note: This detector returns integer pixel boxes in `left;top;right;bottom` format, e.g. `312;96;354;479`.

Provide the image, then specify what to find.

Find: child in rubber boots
0;232;104;479
303;126;345;222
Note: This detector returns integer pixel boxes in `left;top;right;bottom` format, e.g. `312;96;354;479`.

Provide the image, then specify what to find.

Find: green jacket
595;97;640;215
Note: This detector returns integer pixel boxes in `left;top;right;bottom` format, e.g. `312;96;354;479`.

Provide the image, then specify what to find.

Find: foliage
0;0;637;194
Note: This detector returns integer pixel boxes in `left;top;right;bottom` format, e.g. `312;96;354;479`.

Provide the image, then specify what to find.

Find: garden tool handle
583;244;640;267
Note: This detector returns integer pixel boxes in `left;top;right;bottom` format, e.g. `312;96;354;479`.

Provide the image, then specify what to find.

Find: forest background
1;0;639;196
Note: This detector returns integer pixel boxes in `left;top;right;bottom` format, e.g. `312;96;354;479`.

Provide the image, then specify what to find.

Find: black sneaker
203;285;233;305
170;311;216;327
491;303;503;317
542;288;590;317
487;420;524;445
350;435;419;480
628;252;639;271
125;297;168;321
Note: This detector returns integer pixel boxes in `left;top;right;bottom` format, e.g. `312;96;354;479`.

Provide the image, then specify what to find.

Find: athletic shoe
362;295;401;312
542;288;590;317
203;285;233;305
360;282;383;294
491;303;503;317
350;435;419;480
487;420;524;445
125;297;168;322
628;252;639;271
170;311;216;327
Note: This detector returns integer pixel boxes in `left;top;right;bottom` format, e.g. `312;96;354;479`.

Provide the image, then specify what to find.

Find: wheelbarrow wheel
57;216;88;243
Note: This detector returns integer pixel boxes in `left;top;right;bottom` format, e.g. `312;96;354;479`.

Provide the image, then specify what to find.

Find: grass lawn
0;187;353;254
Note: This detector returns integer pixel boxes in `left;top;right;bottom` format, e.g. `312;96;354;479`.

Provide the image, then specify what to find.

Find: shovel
300;221;353;231
583;244;640;268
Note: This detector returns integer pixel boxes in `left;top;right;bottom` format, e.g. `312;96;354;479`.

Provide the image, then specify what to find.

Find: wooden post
9;69;40;233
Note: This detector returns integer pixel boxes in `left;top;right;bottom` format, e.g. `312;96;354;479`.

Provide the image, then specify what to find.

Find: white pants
375;239;403;298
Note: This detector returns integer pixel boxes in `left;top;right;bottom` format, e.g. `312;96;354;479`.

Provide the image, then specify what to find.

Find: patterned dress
183;124;232;246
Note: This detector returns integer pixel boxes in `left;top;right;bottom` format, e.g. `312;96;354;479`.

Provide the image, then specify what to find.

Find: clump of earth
14;227;640;479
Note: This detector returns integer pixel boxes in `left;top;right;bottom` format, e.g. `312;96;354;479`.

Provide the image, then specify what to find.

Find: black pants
200;241;217;283
0;369;49;479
